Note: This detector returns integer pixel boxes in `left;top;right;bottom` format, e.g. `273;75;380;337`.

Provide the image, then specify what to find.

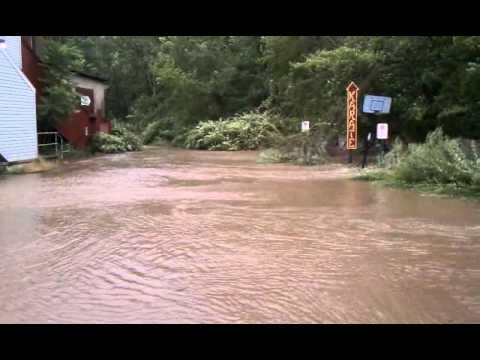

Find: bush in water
360;128;480;196
142;120;164;145
91;127;143;154
390;128;480;187
257;121;332;165
184;111;284;151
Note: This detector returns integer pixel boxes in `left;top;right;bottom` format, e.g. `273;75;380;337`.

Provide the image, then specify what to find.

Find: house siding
0;36;22;69
0;46;38;163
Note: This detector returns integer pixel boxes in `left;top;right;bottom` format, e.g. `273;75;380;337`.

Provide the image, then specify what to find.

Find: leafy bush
91;127;142;154
90;133;126;153
372;128;480;189
111;127;143;151
184;111;284;151
141;119;177;144
142;120;164;144
383;137;407;169
391;129;480;187
257;124;331;165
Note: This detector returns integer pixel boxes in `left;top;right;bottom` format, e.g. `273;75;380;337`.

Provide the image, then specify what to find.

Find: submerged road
1;146;480;323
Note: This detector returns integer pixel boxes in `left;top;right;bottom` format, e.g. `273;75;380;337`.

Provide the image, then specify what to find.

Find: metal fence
37;132;70;160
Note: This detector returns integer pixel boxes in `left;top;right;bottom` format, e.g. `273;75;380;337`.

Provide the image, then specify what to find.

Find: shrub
142;120;164;144
111;127;143;151
257;121;332;165
184;111;284;151
141;118;178;145
380;128;480;188
383;137;407;169
91;127;142;154
172;131;190;147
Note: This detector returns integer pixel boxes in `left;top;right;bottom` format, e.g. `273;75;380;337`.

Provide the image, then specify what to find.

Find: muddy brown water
1;146;480;323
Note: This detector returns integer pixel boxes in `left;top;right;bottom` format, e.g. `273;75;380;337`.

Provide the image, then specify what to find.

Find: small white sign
376;123;389;140
80;95;91;107
301;121;310;132
84;126;89;137
363;95;392;114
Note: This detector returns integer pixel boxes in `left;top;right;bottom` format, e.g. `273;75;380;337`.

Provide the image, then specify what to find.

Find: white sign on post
301;121;310;132
376;123;389;140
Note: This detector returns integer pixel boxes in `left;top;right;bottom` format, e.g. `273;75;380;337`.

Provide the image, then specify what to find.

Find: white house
0;36;38;164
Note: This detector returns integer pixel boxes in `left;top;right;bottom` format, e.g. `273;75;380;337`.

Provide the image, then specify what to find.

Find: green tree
44;36;480;145
37;39;86;129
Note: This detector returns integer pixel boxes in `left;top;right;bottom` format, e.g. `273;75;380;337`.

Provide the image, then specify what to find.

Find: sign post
361;94;392;168
376;122;389;165
346;81;359;163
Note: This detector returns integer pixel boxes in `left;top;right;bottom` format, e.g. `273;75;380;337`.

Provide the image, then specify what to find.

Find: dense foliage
388;129;480;186
90;127;142;154
184;111;283;151
357;129;480;197
43;36;480;146
258;122;333;165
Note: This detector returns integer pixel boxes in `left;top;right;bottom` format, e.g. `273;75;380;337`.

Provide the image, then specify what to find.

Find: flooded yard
1;146;480;323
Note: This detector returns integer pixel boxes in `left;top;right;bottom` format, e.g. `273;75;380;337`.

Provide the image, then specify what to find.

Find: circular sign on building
80;95;91;107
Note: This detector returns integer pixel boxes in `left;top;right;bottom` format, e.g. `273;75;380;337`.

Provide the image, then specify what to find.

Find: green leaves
184;111;283;151
91;127;142;153
388;129;480;187
37;39;86;128
45;36;480;144
285;46;380;133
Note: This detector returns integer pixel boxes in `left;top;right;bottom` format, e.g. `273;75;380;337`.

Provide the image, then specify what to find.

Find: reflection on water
1;146;480;323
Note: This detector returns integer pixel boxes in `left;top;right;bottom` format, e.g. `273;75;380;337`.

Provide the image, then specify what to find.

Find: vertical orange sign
346;81;359;150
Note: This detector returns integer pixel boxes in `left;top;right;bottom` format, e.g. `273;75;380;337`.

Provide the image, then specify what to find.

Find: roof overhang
71;70;108;84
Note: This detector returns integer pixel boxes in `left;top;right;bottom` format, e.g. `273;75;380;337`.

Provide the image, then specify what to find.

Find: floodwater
1;146;480;323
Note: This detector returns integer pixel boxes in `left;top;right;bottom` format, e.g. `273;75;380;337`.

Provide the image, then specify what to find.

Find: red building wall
57;110;91;149
21;37;43;99
57;87;112;149
20;37;112;150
